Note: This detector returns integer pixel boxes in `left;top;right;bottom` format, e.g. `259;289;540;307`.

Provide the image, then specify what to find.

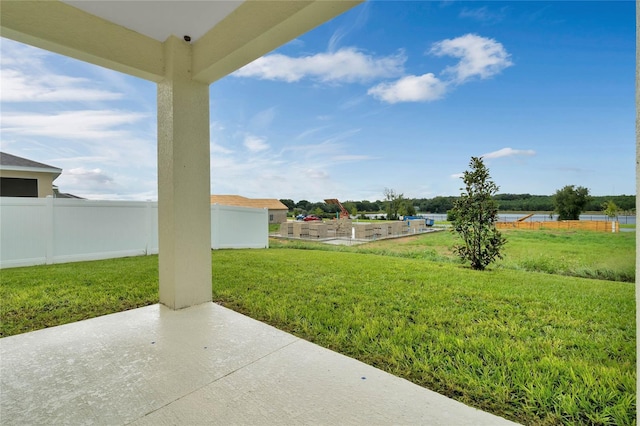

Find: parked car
295;214;306;221
303;215;322;221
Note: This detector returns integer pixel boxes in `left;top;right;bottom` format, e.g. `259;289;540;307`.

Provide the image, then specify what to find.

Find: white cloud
55;167;116;198
459;6;507;24
211;142;233;154
234;34;510;105
1;69;123;102
55;167;159;201
233;47;406;83
368;33;512;104
0;39;49;69
0;39;157;200
0;39;123;103
250;107;277;129
64;167;114;184
330;154;375;162
367;73;448;103
321;128;361;145
50;155;112;165
482;147;536;159
0;110;148;140
327;1;370;52
430;34;513;84
451;173;464;179
328;28;349;53
304;168;330;180
209;128;367;200
243;135;269;153
295;126;330;141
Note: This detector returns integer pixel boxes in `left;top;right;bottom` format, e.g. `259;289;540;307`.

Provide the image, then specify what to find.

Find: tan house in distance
0;152;62;198
210;195;289;224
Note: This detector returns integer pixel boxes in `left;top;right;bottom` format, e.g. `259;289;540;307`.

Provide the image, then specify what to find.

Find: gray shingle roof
53;187;84;199
0;152;61;172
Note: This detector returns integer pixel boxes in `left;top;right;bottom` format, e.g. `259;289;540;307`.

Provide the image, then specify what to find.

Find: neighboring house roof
53;186;85;199
210;195;288;210
0;152;62;177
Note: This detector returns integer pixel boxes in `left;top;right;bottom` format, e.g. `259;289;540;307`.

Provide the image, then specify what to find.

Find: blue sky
0;1;635;202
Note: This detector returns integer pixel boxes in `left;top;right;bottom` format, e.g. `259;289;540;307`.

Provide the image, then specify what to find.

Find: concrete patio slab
1;303;518;425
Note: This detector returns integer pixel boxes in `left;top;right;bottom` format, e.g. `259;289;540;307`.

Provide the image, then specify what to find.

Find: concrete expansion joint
217;338;300;382
131;337;301;422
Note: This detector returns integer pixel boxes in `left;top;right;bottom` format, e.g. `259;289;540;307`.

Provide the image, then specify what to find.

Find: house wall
0;198;268;268
269;209;288;224
0;170;56;197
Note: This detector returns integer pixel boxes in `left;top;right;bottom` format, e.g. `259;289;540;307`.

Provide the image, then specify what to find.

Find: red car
303;215;322;221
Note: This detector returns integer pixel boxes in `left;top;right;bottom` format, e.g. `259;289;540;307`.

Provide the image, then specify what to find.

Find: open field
1;229;635;424
272;228;635;282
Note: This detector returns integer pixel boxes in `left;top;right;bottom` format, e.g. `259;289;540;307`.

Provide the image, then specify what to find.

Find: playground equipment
324;198;350;219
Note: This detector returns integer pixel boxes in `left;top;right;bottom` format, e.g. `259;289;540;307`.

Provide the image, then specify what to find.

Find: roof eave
0;165;63;179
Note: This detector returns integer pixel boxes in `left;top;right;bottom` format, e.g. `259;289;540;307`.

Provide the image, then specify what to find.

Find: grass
212;249;635;425
268;223;281;233
1;229;636;425
0;256;158;337
497;230;635;282
271;229;635;282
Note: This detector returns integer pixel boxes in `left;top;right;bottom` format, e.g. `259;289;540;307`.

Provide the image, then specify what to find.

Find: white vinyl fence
0;197;268;269
210;204;269;249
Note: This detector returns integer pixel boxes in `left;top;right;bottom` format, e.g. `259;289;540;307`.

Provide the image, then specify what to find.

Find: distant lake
415;213;635;225
497;213;636;225
363;213;636;225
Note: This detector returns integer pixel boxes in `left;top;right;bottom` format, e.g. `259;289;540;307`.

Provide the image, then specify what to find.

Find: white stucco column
157;36;212;309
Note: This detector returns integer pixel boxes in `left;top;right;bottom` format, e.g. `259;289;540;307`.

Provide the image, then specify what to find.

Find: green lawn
274;228;635;282
0;229;635;425
212;248;635;425
1;257;159;337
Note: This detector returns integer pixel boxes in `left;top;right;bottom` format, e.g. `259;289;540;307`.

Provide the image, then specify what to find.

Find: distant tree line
280;194;635;217
493;194;635;213
279;199;386;218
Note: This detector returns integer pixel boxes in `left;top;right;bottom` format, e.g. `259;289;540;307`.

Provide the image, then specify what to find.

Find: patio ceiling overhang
1;0;362;310
1;0;361;84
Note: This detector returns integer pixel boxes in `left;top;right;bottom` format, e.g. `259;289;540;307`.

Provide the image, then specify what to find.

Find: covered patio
1;302;516;424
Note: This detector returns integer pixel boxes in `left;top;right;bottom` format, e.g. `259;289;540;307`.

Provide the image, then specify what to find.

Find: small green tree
343;202;358;217
398;200;416;217
446;209;456;222
553;185;590;220
603;200;619;220
383;188;403;220
451;157;506;271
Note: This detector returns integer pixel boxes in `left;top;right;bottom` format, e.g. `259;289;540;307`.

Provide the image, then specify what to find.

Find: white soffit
61;0;244;42
3;0;362;83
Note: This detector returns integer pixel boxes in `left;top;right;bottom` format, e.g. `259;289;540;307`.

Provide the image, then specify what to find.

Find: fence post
145;201;152;255
211;204;218;249
45;196;54;265
264;208;270;248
